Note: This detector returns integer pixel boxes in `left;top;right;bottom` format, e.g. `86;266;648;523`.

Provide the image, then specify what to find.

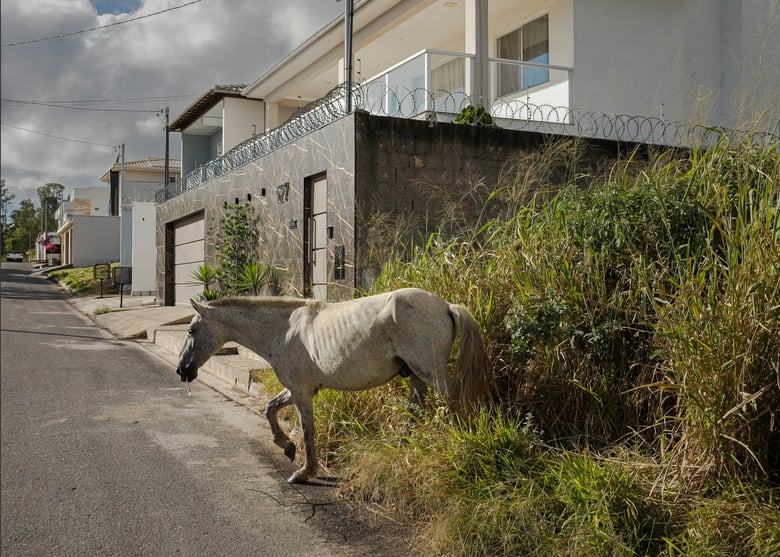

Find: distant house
156;0;779;305
100;157;181;295
57;187;119;268
169;85;264;181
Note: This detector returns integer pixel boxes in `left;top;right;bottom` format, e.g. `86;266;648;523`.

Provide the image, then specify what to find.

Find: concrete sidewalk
68;293;272;398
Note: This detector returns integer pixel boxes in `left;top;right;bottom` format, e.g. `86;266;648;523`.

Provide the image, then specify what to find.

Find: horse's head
176;299;225;383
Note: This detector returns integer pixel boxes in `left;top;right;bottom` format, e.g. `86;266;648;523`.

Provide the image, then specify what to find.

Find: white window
497;14;549;97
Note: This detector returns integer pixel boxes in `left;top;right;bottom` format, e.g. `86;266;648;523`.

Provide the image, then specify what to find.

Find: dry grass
311;137;780;555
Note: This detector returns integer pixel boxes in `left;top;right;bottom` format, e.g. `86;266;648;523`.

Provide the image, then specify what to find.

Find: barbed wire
156;82;778;204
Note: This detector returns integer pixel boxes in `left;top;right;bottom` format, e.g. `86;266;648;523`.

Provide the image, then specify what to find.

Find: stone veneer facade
156;111;561;304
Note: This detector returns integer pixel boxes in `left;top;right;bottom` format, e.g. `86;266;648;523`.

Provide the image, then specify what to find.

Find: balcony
358;48;573;123
488;57;573;124
360;49;475;117
164;50;752;204
158;51;573;203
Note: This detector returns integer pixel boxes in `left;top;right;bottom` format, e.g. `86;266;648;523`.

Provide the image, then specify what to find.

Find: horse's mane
207;296;313;310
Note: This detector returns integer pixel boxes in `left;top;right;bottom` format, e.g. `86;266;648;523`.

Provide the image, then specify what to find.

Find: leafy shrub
454;104;495;127
318;137;780;555
212;201;259;294
236;261;271;296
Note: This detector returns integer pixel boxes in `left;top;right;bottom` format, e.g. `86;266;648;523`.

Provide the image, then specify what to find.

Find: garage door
174;217;205;305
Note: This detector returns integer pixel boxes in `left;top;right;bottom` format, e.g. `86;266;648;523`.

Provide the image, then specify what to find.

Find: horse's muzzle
176;365;197;383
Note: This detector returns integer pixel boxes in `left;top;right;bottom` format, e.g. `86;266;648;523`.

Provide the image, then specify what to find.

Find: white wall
571;0;778;129
719;0;780;130
573;0;710;121
71;215;120;268
223;97;266;152
131;202;156;294
70;187;110;213
120;180;165;268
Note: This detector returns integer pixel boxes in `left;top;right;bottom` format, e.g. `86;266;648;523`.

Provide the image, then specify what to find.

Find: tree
1;178;15;253
37;182;64;234
212;202;259;294
1;178;14;228
5;199;38;254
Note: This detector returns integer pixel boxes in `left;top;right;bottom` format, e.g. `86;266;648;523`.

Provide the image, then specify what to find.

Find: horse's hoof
287;469;312;484
284;442;296;461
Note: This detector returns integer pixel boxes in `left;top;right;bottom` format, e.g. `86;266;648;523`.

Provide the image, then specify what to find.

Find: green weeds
49;264;119;296
315;137;780;555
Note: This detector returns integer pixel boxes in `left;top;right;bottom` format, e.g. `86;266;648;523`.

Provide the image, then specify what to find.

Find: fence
156;81;778;204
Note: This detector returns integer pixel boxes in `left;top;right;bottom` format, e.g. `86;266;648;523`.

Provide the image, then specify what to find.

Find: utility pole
342;0;354;113
119;142;126;269
120;143;125;200
163;107;170;190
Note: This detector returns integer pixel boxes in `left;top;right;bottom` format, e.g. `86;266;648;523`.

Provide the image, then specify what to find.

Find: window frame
496;14;550;98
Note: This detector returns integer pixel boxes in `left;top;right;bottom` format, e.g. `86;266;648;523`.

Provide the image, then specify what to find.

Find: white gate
309;176;328;300
174;217;204;305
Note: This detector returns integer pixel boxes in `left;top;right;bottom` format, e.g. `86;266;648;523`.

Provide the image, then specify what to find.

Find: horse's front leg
288;393;317;484
264;388;296;461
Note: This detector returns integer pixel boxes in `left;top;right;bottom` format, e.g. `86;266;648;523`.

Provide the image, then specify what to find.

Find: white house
57;187;119;268
257;0;777;131
171;0;778;168
101;157;181;295
157;0;778;305
170;85;265;180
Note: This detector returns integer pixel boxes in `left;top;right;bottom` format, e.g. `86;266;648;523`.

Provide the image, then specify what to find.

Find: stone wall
156;115;356;303
157;110;626;304
353;112;549;289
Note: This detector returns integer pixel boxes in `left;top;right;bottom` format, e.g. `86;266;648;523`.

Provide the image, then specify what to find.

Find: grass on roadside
312;136;780;555
340;409;780;556
48;263;119;296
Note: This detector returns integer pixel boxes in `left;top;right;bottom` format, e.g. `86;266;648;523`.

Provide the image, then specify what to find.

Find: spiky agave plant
237;261;271;296
189;263;219;298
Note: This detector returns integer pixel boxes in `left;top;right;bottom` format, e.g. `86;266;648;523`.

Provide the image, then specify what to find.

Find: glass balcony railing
160;51;574;203
360;49;573;122
488;57;573;124
360;49;476;117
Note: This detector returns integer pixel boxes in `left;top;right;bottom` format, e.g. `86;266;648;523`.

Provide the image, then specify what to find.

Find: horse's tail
449;303;490;412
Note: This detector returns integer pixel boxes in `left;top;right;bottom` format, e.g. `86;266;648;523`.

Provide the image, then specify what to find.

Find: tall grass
314;137;780;554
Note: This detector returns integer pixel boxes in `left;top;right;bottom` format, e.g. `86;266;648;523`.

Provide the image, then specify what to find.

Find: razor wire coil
156;82;777;204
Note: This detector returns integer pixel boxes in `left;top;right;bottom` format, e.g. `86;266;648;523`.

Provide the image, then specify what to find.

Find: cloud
0;0;342;209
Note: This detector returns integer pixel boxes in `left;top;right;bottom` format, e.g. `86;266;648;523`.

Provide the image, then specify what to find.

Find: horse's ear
191;298;209;316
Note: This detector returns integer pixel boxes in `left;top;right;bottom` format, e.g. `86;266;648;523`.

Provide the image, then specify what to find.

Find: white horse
176;287;489;483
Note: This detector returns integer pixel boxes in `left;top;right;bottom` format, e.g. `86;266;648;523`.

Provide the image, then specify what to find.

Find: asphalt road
0;263;409;557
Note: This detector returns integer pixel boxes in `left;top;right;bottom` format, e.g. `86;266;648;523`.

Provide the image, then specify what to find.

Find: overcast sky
1;0;344;212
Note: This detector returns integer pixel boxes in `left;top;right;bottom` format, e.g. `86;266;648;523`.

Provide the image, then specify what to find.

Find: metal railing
488;57;573;122
359;49;474;117
156;59;777;204
155;86;350;203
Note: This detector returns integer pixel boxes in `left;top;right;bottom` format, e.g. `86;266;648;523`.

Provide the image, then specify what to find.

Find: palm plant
189;263;219;299
237;261;271;295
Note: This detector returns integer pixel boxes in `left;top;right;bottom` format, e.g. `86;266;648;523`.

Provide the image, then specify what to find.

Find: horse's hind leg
408;373;428;416
265;388;296;461
404;356;456;411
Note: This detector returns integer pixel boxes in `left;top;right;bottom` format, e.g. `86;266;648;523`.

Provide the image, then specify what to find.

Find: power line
1;0;205;48
1;122;116;148
1;94;197;105
2;99;160;113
